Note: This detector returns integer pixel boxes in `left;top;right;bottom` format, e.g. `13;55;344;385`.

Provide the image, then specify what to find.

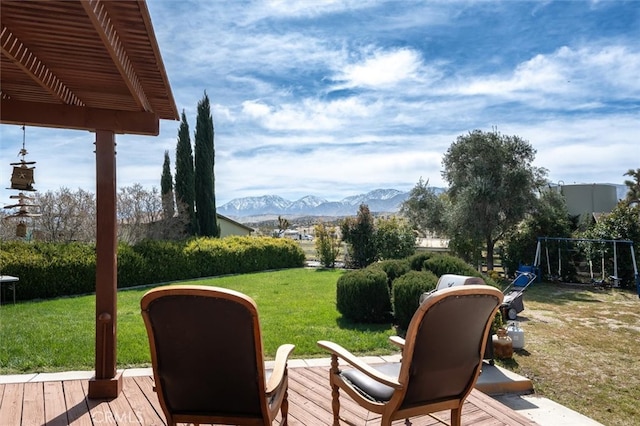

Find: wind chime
4;125;41;238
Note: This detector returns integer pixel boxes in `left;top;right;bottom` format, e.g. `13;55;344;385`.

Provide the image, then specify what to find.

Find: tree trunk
486;236;495;271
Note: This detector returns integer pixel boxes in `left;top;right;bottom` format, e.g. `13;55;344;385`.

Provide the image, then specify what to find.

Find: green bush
422;254;500;288
0;236;305;301
0;242;96;300
374;217;416;260
391;270;438;330
423;254;480;277
336;268;391;323
367;259;411;289
407;251;434;271
314;222;341;268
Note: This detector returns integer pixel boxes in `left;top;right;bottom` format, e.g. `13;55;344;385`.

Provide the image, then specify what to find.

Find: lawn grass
0;268;396;374
495;281;640;426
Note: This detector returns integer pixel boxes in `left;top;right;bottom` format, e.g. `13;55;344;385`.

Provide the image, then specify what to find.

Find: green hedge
338;253;499;329
423;254;499;287
0;236;305;301
408;251;435;271
391;270;438;330
336;268;392;323
367;259;411;289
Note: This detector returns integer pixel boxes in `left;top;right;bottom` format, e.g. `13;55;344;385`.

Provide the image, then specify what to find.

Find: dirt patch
498;282;640;426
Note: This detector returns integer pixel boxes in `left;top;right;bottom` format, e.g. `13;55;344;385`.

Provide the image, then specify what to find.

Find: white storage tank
560;184;618;217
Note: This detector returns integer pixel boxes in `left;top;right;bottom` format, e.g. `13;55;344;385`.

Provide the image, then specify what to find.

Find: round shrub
408;251;434;271
391;270;438;330
367;259;411;289
336;269;391;323
423;254;479;277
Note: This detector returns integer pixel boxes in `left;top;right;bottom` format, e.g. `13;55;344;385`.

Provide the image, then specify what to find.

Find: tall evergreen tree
160;150;175;219
174;110;197;235
340;204;377;268
194;92;219;237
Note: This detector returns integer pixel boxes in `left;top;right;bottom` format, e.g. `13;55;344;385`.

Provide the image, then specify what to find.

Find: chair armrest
388;336;405;348
266;343;295;395
317;340;401;389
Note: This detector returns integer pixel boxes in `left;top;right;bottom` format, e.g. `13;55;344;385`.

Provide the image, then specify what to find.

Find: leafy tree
175;110;197;235
400;178;448;236
441;129;547;270
623;168;640;205
502;189;572;276
314;222;341;268
581;202;640;288
340;204;377;268
375;216;416;260
160;150;175;220
194;92;219;237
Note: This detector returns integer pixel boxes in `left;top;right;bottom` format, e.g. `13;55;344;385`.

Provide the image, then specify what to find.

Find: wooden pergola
0;0;178;398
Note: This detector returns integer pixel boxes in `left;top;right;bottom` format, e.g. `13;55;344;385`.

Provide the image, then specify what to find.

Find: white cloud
454;44;640;107
335;48;424;88
252;0;379;20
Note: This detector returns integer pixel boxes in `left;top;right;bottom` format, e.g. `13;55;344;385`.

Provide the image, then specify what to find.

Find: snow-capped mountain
218;189;413;218
218;195;292;216
287;195;328;213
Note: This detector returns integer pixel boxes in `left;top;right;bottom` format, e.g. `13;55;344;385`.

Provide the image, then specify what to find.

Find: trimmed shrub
423;254;480;277
336;269;391;323
422;254;500;288
0;236;305;301
407;251;434;271
184;236;305;276
368;259;411;289
391;270;438;330
0;241;96;300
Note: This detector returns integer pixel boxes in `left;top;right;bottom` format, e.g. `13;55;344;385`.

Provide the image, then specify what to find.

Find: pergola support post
88;130;122;398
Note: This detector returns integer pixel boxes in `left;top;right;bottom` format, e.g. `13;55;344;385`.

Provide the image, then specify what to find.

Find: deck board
0;366;537;425
22;382;45;426
63;379;93;426
1;382;24;425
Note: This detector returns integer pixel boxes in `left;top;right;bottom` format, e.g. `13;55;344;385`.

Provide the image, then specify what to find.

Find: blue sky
1;0;639;206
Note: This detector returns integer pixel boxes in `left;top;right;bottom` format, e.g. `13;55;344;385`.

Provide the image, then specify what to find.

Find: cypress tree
174;110;197;235
194;92;219;237
160;150;175;219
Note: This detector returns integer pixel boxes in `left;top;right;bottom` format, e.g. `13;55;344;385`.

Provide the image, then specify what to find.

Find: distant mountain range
218;189;419;218
218;183;628;220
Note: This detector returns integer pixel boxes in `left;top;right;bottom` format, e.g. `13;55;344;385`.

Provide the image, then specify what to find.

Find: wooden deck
0;366;537;425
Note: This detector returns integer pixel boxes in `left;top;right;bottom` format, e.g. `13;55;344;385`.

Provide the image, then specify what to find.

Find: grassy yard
0;268;396;374
1;268;638;425
497;281;640;426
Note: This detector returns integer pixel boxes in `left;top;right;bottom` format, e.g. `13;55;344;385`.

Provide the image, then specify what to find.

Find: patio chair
141;285;295;426
318;285;503;426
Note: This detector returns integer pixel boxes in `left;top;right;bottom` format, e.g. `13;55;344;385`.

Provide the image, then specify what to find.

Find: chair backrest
141;285;267;419
398;285;503;408
435;274;486;291
420;274;486;305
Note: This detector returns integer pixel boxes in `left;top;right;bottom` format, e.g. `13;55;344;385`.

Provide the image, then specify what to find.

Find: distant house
217;214;254;238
